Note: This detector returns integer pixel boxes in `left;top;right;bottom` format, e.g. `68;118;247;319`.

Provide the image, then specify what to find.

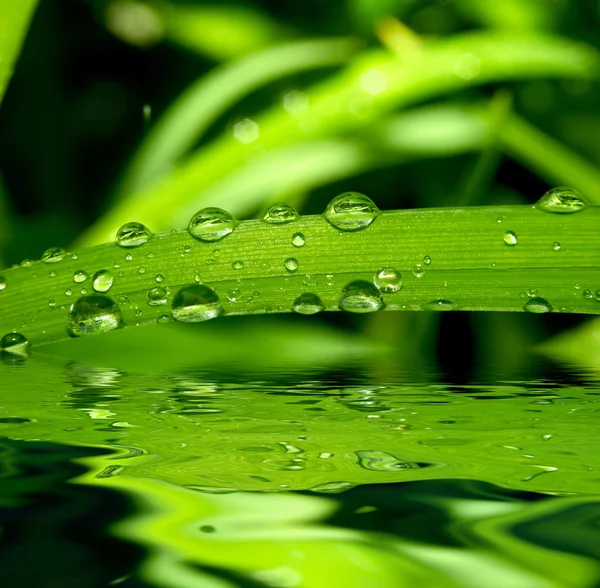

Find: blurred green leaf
0;0;38;106
120;37;361;195
538;317;600;368
454;0;557;32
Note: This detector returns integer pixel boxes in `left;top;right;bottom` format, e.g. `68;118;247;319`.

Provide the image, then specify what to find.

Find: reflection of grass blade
0;0;38;105
119;37;361;195
81;31;600;245
2;204;599;348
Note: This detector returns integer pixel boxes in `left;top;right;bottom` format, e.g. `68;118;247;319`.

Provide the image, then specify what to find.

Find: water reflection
0;356;600;586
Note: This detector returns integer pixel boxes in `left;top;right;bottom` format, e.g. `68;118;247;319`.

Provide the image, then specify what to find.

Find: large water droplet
263;203;299;224
0;332;29;353
373;268;402;293
292;293;324;315
324;192;379;231
68;295;124;337
92;270;114;293
537;187;587;214
147;287;167;306
503;231;518;246
523;297;552;314
188;208;237;242
340;280;384;313
116;222;152;248
171;284;222;322
291;232;305;247
41;247;66;263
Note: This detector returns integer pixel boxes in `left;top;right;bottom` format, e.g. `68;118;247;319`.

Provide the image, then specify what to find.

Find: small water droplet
0;332;29;354
583;289;594;300
523;297;552;314
116;222;152;248
65;288;72;296
232;261;244;270
263;203;299;224
284;258;298;273
423;255;431;265
48;299;56;308
537;187;587;214
125;254;133;261
503;230;518;246
68;295;124;337
374;268;402;293
157;314;171;323
137;267;146;274
233;118;259;144
147;287;167;306
595;290;600;302
497;217;502;223
527;288;538;298
426;299;454;310
324;192;379;232
171;284;222;322
20;259;33;267
227;288;241;302
73;270;88;284
412;264;424;278
188;208;237;242
340;280;384;313
291;232;306;247
41;247;66;263
0;276;6;291
292;293;324;315
552;241;561;251
155;274;164;282
92;270;114;293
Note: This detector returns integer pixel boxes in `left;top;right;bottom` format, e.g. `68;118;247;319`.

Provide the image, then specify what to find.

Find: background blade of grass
0;0;38;105
79;31;600;246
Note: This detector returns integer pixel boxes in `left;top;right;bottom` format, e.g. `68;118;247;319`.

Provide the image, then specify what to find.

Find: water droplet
41;247;66;263
374;268;402;293
233;118;259;144
503;230;518;246
356;450;425;471
188;207;237;242
291;232;305;247
48;299;56;308
552;241;561;251
171;284;222;322
157;314;171;323
227;288;241;302
20;259;33;267
595;290;600;302
65;289;72;296
92;270;114;293
67;295;124;337
232;261;244;270
0;332;29;353
527;288;538;298
426;299;454;310
137;267;146;274
73;270;88;284
497;217;502;223
125;254;133;261
155;274;164;282
340;280;384;313
423;255;431;265
263;203;298;224
292;293;324;315
324;192;379;232
412;264;424;278
523;297;552;314
116;222;152;248
284;258;298;273
147;287;167;306
537;187;587;214
583;289;594;300
0;276;6;291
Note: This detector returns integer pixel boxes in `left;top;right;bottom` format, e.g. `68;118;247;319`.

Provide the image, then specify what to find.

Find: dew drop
0;276;6;291
523;297;552;314
137;267;146;274
171;284;222;322
157;314;171;323
291;232;306;247
583;289;594;300
125;254;133;261
340;280;384;313
147;287;167;306
423;255;431;265
116;222;152;248
155;274;164;282
65;289;72;296
537;187;587;214
324;192;379;232
41;247;66;263
552;242;561;252
292;293;325;315
232;261;244;270
67;295;124;337
227;288;241;302
595;290;600;302
188;207;237;242
373;268;402;293
73;270;88;283
92;270;114;293
0;332;29;354
20;259;33;267
412;264;424;278
527;288;538;298
426;299;454;310
503;231;518;246
284;258;299;273
263;203;299;224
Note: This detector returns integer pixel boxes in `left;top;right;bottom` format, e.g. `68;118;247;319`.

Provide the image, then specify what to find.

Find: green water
1;339;600;587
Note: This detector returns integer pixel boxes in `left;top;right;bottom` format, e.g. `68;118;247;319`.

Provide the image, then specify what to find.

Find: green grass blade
0;0;38;106
119;37;361;195
2;204;599;349
80;31;599;246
